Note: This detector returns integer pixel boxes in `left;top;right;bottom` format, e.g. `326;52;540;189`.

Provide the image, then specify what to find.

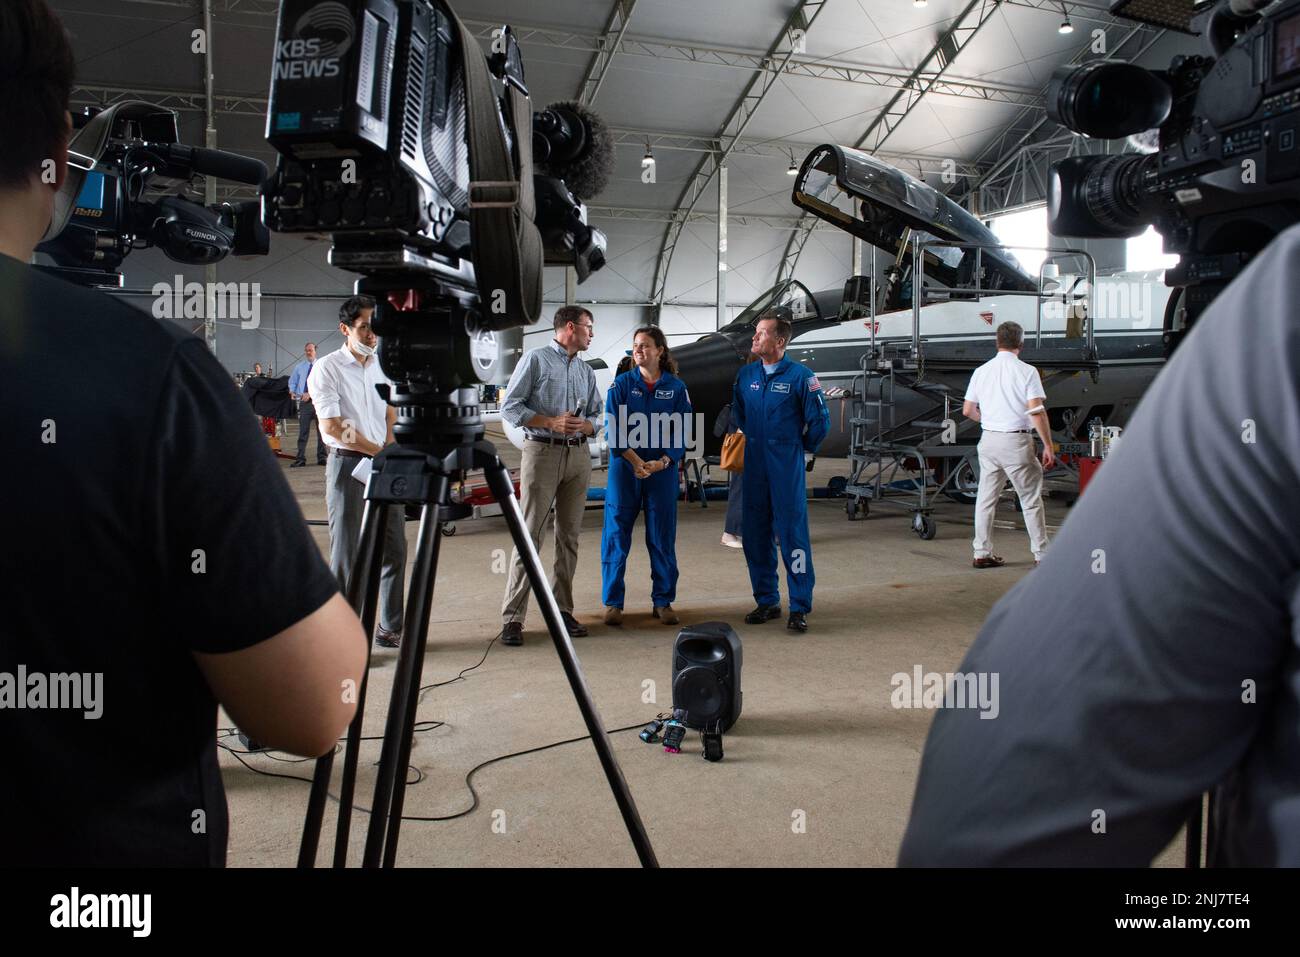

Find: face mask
350;335;376;357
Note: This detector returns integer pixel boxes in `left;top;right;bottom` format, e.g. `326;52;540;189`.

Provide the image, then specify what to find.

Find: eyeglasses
573;323;594;331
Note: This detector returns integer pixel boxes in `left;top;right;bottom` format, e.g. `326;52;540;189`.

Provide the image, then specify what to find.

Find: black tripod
297;375;658;868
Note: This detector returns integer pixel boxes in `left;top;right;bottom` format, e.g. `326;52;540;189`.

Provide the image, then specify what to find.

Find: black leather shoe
289;460;306;468
501;622;523;646
787;613;808;633
375;627;401;648
744;604;781;624
561;612;589;637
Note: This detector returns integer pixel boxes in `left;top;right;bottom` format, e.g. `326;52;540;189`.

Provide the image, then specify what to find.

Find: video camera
36;101;270;288
261;0;613;402
1044;0;1300;348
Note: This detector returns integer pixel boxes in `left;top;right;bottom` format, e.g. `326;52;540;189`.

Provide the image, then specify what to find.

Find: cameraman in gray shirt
498;305;603;646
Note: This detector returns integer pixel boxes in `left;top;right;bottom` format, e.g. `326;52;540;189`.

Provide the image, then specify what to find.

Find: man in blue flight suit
602;327;694;627
732;311;831;632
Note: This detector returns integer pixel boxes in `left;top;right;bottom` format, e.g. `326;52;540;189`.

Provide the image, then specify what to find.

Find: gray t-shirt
899;224;1300;866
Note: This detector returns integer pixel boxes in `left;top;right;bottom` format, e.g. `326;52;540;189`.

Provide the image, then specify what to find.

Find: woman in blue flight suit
602;327;694;626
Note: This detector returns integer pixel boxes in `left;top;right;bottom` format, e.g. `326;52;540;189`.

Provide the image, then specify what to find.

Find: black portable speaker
671;622;742;732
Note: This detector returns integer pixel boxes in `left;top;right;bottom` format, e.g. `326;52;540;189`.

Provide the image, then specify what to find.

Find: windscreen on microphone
536;100;614;202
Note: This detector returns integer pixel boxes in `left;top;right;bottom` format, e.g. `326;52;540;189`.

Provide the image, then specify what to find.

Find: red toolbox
1077;455;1103;495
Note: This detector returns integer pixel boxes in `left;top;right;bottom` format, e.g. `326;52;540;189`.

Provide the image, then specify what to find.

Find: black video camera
36;102;270;288
1045;0;1300;348
261;0;612;395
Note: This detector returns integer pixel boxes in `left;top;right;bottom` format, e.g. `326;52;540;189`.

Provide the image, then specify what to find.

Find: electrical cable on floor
417;633;497;699
396;720;646;823
215;631;646;823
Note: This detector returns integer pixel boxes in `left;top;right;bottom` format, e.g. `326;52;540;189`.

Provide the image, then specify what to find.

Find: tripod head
356;274;500;487
357;291;502;531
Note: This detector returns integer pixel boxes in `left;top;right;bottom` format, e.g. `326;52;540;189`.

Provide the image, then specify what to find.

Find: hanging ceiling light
787;151;798;176
641;144;655;168
913;0;927;7
1059;4;1073;33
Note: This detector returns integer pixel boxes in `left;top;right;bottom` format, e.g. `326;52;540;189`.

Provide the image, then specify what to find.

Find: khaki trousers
500;441;592;625
972;431;1049;560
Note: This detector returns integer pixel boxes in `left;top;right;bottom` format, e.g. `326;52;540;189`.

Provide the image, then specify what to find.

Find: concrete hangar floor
218;422;1185;867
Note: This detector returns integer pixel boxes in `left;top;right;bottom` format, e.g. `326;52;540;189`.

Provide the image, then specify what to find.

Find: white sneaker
721;533;743;548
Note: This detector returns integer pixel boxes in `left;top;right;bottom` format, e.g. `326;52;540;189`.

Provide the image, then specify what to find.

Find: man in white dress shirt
308;295;407;647
962;320;1056;568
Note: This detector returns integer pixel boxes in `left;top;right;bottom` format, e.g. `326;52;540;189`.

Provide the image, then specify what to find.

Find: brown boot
604;606;623;626
653;605;679;625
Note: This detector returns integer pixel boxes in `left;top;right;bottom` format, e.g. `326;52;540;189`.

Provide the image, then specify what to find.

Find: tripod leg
382;492;448;867
363;486;447;867
299;498;387;868
332;501;388;868
484;459;659;868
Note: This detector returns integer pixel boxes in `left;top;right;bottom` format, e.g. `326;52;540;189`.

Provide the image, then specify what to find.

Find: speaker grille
673;666;725;724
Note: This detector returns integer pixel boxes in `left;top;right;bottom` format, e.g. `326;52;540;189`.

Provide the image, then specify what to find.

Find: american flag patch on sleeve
808;376;822;392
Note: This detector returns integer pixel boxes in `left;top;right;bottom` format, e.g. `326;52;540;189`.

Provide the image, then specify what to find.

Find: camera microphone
164;144;268;187
534;101;614;201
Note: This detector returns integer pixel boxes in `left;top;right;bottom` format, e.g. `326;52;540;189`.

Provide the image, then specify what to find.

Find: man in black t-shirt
0;0;367;867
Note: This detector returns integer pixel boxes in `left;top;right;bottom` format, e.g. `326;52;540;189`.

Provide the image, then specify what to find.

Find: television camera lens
1046;61;1172;140
1048;153;1155;238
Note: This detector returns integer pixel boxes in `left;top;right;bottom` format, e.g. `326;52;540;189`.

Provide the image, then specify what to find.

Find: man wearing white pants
963;321;1055;567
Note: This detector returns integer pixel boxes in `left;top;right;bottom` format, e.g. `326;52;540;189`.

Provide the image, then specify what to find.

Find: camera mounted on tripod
1044;0;1300;350
262;0;614;415
270;4;656;872
35;101;269;288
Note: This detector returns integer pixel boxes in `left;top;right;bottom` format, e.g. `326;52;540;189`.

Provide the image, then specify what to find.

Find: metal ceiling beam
116;0;280;14
777;0;1003;284
588;206;838;229
119;0;1118;38
67;84;985;178
999;0;1117;28
465;18;1047;106
576;0;637;107
67;82;985;177
71;83;268;117
853;0;1007;163
648;0;828;316
609;128;987;177
110;0;1113;108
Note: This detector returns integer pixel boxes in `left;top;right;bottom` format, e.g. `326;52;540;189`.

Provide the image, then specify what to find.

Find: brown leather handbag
720;431;745;473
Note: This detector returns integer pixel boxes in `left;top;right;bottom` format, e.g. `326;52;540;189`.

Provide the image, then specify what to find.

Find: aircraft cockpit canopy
792;144;1036;295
